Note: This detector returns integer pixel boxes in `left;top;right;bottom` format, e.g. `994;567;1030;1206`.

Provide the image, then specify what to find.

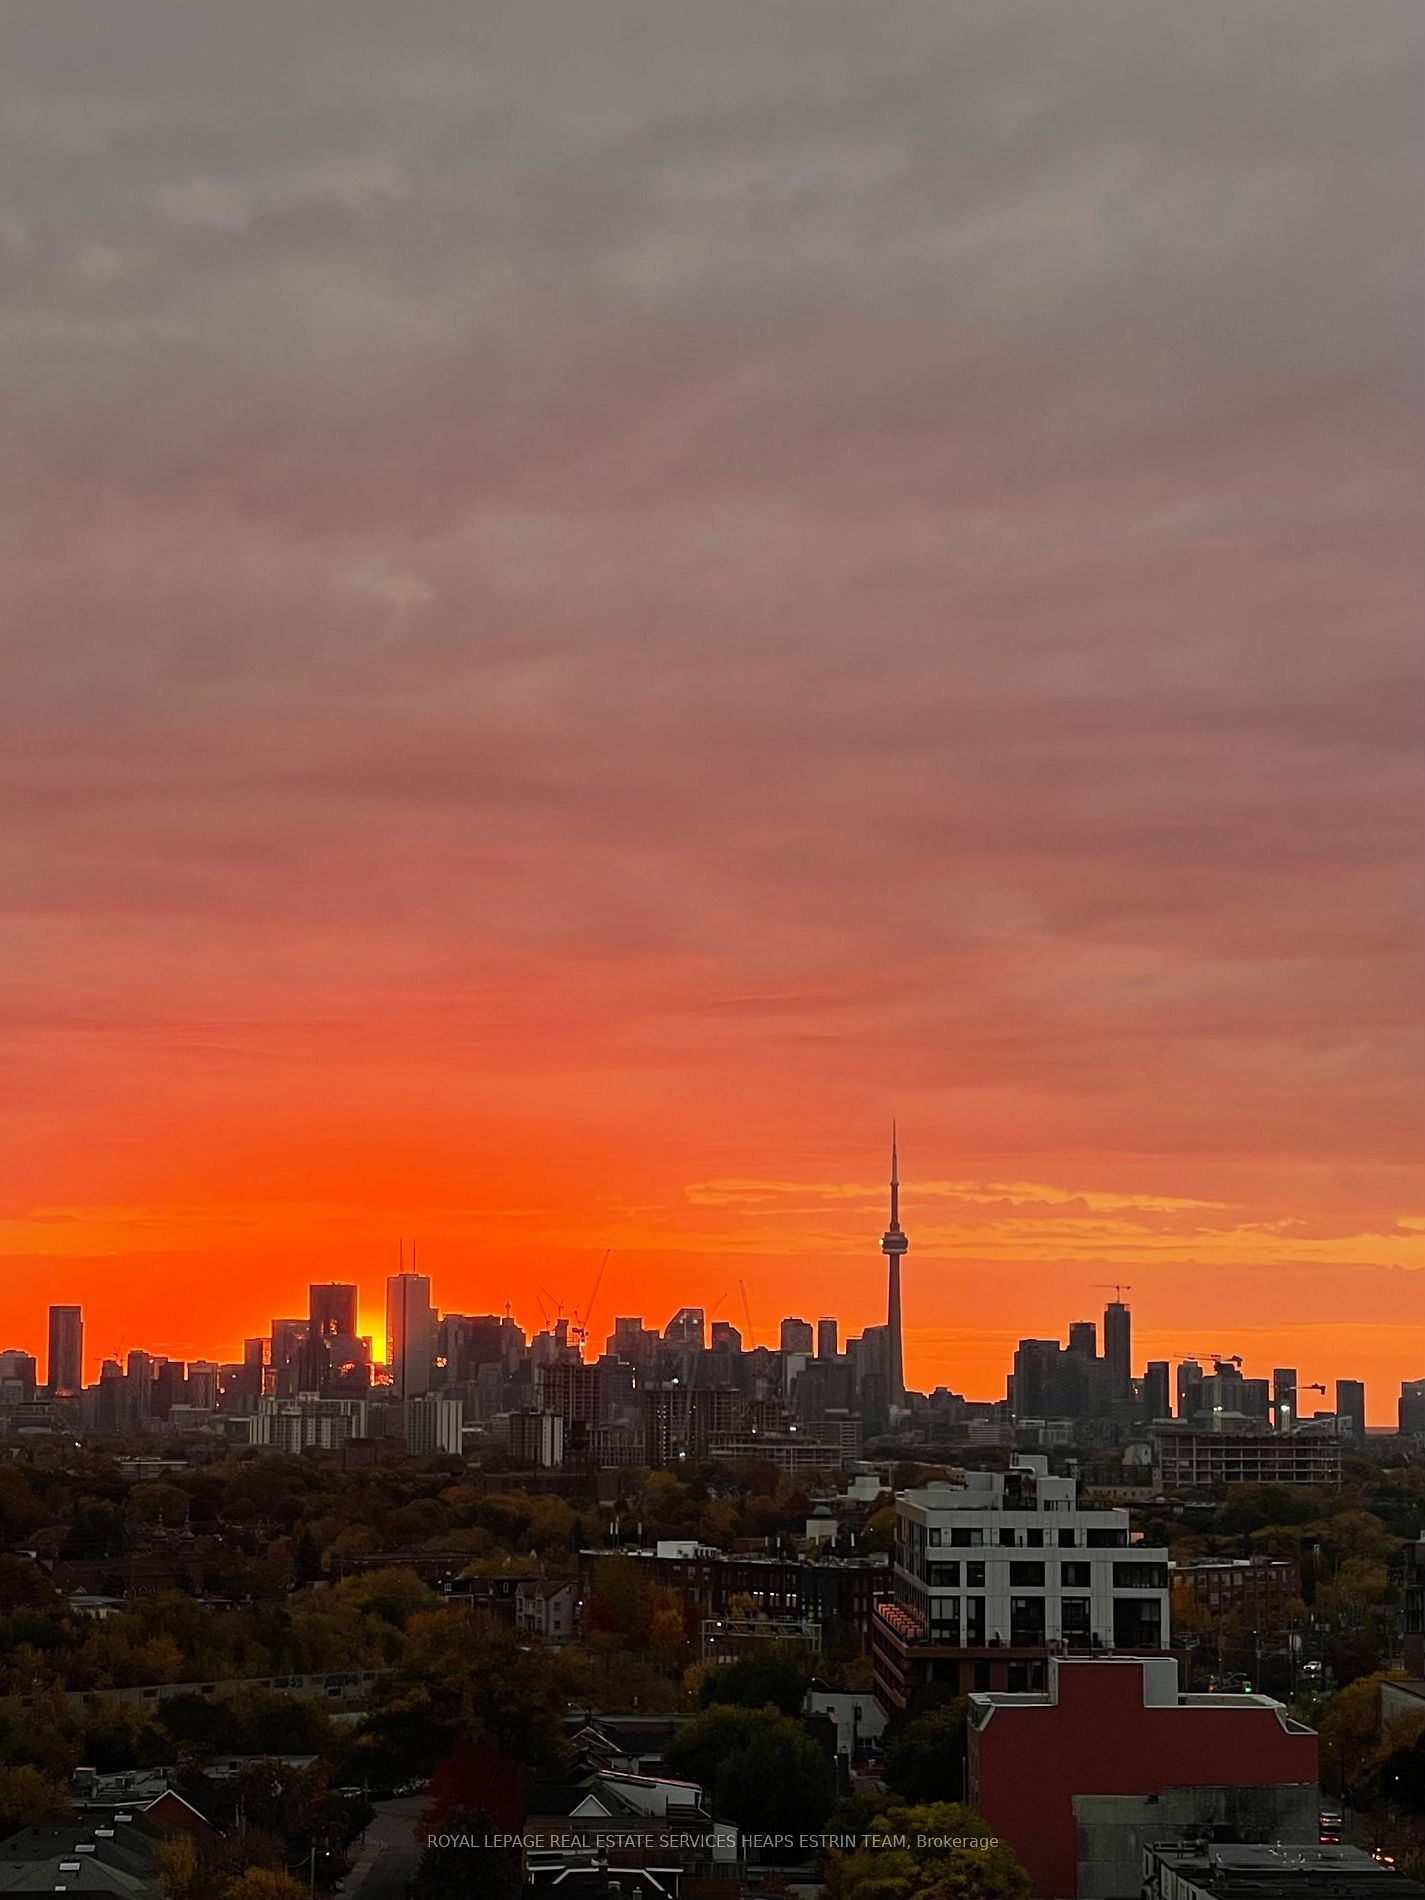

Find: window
999;1528;1017;1546
1086;1528;1128;1548
1060;1597;1091;1642
1113;1598;1163;1648
1113;1562;1168;1591
966;1562;986;1588
929;1528;942;1547
928;1562;960;1588
973;1661;991;1690
1026;1528;1044;1548
1061;1562;1091;1587
1010;1597;1046;1645
930;1602;960;1644
1058;1528;1077;1547
1009;1562;1045;1586
951;1527;985;1547
964;1596;986;1645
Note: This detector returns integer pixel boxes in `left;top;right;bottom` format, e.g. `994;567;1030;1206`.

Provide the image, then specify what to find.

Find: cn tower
881;1125;908;1409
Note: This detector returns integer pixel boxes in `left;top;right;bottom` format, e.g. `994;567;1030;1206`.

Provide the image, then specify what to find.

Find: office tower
1010;1339;1062;1419
0;1349;38;1400
1102;1301;1131;1404
1143;1361;1171;1422
608;1317;660;1366
309;1283;359;1338
270;1319;307;1367
1271;1368;1298;1433
710;1320;743;1353
1176;1359;1204;1421
47;1305;83;1396
1067;1321;1097;1357
817;1317;839;1359
1335;1380;1366;1444
242;1337;267;1368
386;1271;436;1399
663;1307;706;1350
1400;1381;1425;1439
780;1317;814;1355
1241;1377;1271;1423
881;1128;909;1410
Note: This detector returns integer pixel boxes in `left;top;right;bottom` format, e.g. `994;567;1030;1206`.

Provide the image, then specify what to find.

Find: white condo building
872;1454;1170;1708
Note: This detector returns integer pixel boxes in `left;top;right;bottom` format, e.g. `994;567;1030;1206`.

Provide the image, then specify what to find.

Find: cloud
0;0;1419;1399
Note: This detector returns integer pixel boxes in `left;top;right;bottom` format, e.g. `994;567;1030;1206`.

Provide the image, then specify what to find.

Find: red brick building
968;1657;1319;1899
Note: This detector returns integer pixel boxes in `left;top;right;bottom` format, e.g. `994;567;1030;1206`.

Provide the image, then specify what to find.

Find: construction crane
739;1280;758;1349
1093;1283;1133;1301
1184;1352;1243;1370
571;1249;610;1351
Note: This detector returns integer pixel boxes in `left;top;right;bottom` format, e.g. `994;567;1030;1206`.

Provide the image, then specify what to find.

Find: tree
828;1800;1032;1900
667;1704;833;1834
0;1556;59;1613
156;1833;197;1900
408;1807;519;1900
221;1871;308;1900
699;1651;807;1716
126;1483;191;1529
366;1611;564;1787
0;1763;71;1834
886;1704;969;1803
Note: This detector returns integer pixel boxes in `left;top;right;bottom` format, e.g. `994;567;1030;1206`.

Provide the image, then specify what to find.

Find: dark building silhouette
1103;1301;1131;1405
47;1304;83;1396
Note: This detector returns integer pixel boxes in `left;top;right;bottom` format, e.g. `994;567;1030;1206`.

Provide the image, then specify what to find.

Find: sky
1;2;1422;1420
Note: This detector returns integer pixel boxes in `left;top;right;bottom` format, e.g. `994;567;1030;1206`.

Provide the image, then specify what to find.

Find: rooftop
1149;1843;1425;1900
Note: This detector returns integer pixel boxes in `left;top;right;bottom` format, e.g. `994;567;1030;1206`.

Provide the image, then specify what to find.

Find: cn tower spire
881;1124;908;1411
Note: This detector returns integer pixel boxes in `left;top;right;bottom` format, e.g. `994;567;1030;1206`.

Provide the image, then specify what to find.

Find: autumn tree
827;1801;1032;1900
0;1763;71;1834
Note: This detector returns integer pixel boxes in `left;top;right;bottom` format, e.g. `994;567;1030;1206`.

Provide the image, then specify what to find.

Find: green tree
667;1704;832;1833
699;1651;807;1716
829;1800;1032;1900
408;1808;520;1900
885;1703;969;1803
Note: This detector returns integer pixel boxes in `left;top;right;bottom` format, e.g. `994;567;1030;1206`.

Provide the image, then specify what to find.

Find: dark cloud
0;0;1420;1230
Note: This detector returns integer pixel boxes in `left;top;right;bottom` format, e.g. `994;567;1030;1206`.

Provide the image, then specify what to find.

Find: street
344;1796;427;1900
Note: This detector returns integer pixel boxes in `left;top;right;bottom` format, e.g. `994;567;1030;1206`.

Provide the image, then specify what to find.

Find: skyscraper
881;1127;908;1410
1067;1321;1098;1357
1143;1361;1171;1422
386;1271;436;1400
816;1317;839;1359
1335;1379;1366;1443
780;1317;814;1355
1272;1367;1298;1433
47;1304;83;1396
1176;1358;1204;1420
309;1283;358;1339
1102;1300;1131;1404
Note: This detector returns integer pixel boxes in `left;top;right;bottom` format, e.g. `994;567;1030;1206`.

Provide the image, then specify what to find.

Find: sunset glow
2;3;1421;1421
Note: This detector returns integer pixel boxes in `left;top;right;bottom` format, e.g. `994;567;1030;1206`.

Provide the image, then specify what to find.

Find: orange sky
1;5;1422;1422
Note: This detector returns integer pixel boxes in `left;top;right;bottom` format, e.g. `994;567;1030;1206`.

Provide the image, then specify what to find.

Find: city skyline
3;4;1421;1426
